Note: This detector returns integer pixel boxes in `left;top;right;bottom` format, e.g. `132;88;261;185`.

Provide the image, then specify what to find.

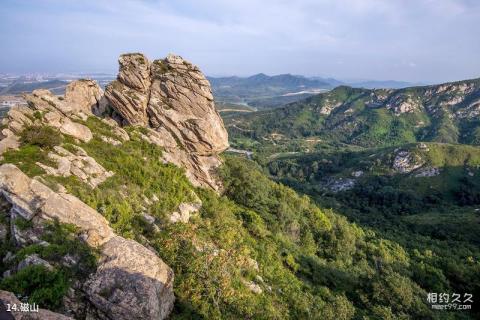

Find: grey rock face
17;254;53;271
392;150;425;173
118;53;151;93
147;54;228;155
104;53;151;125
104;80;149;126
84;236;174;320
16;90;94;143
105;53;229;191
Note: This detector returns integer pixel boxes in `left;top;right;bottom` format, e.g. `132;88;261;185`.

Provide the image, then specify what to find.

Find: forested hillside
220;78;480;319
227;78;480;147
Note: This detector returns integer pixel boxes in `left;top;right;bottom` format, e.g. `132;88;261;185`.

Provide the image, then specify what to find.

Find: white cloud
0;0;479;82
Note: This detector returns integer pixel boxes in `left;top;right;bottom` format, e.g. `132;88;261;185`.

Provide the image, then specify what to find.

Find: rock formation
0;52;230;319
392;150;425;173
105;53;229;190
0;164;174;320
64;80;107;115
3;91;94;144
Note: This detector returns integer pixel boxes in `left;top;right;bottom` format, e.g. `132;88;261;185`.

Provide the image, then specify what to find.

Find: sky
0;0;479;83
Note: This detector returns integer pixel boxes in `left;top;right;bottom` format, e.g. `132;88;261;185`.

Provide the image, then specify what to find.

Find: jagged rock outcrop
104;53;150;126
0;164;174;320
0;80;109;154
0;83;130;158
0;53;229;319
105;53;229;190
2;91;93;144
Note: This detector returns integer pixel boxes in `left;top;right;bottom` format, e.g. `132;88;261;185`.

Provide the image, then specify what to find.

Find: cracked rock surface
105;53;229;190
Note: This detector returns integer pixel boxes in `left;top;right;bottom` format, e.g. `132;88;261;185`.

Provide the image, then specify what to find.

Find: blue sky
0;0;479;82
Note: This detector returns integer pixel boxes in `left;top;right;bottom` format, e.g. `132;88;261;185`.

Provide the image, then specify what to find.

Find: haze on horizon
1;0;479;84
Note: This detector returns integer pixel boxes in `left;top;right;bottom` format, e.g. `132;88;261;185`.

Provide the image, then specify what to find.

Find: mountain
227;78;480;148
208;73;333;109
268;141;480;220
222;77;480;320
208;74;422;110
209;73;332;89
1;53;476;319
348;79;424;89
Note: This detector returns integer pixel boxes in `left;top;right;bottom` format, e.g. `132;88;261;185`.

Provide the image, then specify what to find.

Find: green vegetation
0;265;69;309
218;79;480;319
15;220;98;278
209;73;332;109
0;219;97;309
20;125;63;149
2;109;480;319
156;157;434;319
13;216;33;230
254;143;480;319
1;144;54;176
225;79;480;157
48;120;195;238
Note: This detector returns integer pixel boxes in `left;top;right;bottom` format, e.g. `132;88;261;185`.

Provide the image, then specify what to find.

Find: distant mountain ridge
347;79;425;89
208;73;422;109
227;77;480;147
208;73;333;109
208;73;332;89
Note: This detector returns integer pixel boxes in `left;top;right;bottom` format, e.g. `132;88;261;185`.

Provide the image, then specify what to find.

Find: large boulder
105;53;229;190
65;79;107;115
19;90;94;142
104;80;149;126
84;236;174;320
0;164;114;246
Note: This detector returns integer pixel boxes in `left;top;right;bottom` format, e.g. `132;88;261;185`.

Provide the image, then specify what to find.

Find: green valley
221;78;480;319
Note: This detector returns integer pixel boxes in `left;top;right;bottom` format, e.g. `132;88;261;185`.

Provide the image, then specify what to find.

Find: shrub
0;265;68;309
33;111;43;120
16;219;98;279
14;217;33;230
20;125;63;149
